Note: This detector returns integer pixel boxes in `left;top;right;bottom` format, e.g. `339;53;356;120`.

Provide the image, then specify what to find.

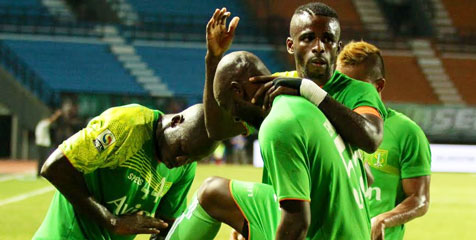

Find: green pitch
0;165;474;239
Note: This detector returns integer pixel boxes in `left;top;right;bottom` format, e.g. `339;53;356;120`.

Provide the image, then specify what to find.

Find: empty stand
134;43;284;96
441;0;476;30
248;0;363;29
441;57;476;105
0;0;42;7
3;39;146;95
382;55;440;104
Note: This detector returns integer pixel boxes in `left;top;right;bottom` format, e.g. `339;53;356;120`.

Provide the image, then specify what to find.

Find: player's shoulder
262;96;323;134
272;70;298;77
327;71;377;94
387;108;426;136
101;104;156;121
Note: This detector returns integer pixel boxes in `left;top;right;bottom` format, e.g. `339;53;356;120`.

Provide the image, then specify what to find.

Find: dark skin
199;177;311;240
203;8;245;140
250;13;384;153
41;105;217;237
41;150;168;235
202;9;309;239
337;59;430;240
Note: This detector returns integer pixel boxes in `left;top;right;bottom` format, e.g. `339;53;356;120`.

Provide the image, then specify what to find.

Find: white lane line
0;173;34;182
0;186;55;207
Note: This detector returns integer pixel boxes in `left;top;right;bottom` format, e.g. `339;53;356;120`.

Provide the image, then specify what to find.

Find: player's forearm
273;78;383;152
276;201;310;240
319;96;383;153
41;149;117;231
204;53;243;140
276;217;308;240
375;194;429;228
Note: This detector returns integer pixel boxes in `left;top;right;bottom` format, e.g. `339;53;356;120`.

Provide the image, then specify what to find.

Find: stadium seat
134;44;284;96
3;40;146;95
441;57;476;105
382;55;440;104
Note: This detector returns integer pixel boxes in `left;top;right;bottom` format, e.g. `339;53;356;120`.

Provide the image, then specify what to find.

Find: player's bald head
214;51;270;108
176;104;217;158
159;104;218;167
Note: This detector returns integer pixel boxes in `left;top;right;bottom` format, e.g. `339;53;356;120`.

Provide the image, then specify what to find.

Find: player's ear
170;114;184;128
337;40;343;53
230;81;244;97
286;37;294;55
375;78;386;93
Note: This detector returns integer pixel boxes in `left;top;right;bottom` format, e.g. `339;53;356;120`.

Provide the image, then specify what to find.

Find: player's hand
112;211;169;235
230;229;246;240
371;216;385;240
206;7;240;57
250;75;299;110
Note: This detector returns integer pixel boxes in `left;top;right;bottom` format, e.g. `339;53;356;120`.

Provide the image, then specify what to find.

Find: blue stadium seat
127;0;259;37
134;44;284;96
4;40;146;95
0;0;42;7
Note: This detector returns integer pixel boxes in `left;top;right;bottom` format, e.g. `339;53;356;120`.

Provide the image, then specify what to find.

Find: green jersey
259;95;371;240
262;70;388;183
34;104;196;240
272;70;387;118
363;108;431;240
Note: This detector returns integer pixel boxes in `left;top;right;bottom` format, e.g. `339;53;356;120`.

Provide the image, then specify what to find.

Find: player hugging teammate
34;2;430;240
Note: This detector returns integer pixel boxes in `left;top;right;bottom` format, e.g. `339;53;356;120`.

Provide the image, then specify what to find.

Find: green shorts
229;180;281;240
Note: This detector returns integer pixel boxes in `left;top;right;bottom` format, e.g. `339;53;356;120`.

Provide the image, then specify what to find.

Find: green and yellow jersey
363;108;431;240
259;95;371;239
34;104;196;240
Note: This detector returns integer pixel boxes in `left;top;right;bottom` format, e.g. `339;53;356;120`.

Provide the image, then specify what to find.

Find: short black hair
294;2;339;20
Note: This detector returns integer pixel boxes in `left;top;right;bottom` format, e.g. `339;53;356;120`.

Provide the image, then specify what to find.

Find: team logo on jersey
368;149;388;168
93;129;116;152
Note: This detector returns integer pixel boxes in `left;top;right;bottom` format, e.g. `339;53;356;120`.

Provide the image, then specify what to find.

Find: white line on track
0;173;33;182
0;186;55;207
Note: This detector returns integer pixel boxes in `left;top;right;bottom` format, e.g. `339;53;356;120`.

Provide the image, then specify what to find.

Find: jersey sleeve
59;105;157;174
156;162;197;219
59;116;122;174
259;119;311;202
349;82;387;120
400;124;432;179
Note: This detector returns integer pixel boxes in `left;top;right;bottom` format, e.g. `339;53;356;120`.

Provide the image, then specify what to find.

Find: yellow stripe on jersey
272;71;298;77
120;149;173;196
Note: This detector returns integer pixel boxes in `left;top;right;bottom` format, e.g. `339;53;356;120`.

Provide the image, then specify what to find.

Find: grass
0;165;475;239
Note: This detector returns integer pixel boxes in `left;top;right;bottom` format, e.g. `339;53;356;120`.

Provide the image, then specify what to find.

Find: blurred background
0;0;475;239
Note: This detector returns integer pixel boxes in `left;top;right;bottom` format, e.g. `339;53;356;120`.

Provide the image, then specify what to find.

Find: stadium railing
0;40;59;106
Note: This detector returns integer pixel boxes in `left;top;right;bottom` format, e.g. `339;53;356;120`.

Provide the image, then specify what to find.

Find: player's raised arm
203;7;245;140
41;149;168;235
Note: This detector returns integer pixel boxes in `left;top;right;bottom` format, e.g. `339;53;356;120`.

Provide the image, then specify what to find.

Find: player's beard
304;60;332;84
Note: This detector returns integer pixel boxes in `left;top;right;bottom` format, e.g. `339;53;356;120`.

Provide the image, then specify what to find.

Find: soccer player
33;104;218;240
202;3;387;181
336;41;431;240
166;50;371;240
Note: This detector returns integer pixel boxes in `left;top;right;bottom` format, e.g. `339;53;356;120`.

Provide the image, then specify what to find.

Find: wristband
300;78;327;106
